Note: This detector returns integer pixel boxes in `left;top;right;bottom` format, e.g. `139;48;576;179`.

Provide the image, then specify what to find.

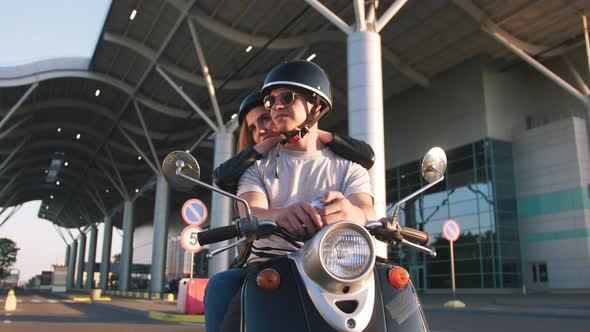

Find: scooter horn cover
261;60;333;112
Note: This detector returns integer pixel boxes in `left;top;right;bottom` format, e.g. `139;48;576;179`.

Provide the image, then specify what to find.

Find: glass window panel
456;275;482;288
539;263;548;282
450;200;478;217
448;169;473;189
449;186;477;203
452;214;479;233
421;191;449;208
420;205;449;224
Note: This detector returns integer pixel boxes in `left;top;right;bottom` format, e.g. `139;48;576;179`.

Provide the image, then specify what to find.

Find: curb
148;311;205;323
91;299;205;323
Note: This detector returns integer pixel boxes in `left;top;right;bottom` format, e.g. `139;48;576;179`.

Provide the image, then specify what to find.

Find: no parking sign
443;219;460;242
443;219;461;297
181;198;208;226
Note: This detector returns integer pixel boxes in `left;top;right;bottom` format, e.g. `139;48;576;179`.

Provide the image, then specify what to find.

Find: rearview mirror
421;147;447;183
162;151;201;191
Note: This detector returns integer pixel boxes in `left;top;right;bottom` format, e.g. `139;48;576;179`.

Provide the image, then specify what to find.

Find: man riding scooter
214;60;376;331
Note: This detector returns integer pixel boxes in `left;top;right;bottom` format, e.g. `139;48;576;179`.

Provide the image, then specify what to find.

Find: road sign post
442;219;465;308
180;199;208;279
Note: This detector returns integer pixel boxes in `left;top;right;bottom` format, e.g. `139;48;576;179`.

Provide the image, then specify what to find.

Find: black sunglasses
263;90;300;110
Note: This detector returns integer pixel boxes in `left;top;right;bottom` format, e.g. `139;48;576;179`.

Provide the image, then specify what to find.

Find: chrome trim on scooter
290;222;376;332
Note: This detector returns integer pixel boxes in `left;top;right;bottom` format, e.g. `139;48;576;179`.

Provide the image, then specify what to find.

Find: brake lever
365;221;437;257
207;236;250;259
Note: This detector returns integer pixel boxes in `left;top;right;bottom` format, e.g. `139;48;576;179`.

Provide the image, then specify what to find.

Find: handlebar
400;226;429;245
198;225;239;245
196;219;435;257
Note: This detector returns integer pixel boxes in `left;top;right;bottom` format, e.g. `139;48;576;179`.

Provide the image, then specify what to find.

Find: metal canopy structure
1;0;589;232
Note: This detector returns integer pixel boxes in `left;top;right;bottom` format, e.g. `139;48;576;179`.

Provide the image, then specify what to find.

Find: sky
0;0;111;65
0;0;116;283
1;201;122;283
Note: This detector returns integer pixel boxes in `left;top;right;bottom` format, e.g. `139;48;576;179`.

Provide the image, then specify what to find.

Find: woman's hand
317;130;334;145
253;136;282;155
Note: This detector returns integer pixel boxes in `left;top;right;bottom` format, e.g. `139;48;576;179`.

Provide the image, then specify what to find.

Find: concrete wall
483;57;587;142
513;117;590;289
384;58;487;167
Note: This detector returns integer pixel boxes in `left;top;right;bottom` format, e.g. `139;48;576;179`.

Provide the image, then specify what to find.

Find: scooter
162;147;447;332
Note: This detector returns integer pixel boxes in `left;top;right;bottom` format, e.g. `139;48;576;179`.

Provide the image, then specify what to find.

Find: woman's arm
318;130;375;170
212;144;263;192
213;137;281;192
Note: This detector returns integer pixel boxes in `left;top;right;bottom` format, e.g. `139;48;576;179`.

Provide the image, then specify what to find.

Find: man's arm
318;191;375;226
239;191;323;238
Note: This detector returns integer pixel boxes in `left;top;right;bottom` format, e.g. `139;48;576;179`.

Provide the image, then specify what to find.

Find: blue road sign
181;199;208;226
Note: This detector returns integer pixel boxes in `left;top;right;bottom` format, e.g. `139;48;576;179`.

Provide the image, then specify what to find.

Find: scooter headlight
320;227;372;280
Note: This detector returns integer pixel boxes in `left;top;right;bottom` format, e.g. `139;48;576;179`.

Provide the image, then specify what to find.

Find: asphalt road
426;306;590;332
3;290;589;331
1;290;204;332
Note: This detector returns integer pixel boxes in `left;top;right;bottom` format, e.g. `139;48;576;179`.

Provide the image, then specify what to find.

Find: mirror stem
390;176;445;227
175;162;254;223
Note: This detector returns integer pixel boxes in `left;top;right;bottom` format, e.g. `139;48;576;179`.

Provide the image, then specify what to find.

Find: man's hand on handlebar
317;191;371;225
276;202;323;239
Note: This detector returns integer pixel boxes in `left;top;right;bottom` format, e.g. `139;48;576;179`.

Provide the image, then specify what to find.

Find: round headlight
321;228;372;280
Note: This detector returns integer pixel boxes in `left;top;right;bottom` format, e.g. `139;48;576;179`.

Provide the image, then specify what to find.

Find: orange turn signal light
257;269;280;291
388;267;410;289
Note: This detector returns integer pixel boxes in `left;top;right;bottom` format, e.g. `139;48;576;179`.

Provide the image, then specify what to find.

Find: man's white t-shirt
237;145;373;262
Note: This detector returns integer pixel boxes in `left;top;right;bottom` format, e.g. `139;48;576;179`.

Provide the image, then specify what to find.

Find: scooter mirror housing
161;150;256;223
421;147;447;183
162;151;201;192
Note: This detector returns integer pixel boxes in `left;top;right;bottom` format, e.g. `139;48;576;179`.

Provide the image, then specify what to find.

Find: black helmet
237;92;264;125
261;61;332;112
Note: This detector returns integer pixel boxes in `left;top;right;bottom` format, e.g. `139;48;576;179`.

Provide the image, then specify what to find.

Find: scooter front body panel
241;258;428;331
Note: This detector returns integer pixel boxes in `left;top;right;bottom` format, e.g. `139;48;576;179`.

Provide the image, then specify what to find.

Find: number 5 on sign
180;225;203;253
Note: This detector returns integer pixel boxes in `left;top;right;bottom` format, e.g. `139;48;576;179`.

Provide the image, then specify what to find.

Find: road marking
4;313;12;316
48;299;58;303
179;322;205;326
31;299;41;303
3;320;12;324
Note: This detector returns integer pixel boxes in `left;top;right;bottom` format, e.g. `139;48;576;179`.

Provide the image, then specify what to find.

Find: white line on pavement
179;322;204;326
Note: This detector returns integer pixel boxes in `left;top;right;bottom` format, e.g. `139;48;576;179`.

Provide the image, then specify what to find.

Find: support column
347;31;386;218
75;234;87;288
208;130;234;277
66;240;78;289
149;175;170;294
119;201;134;291
348;32;389;259
85;225;98;289
65;244;71;267
99;216;113;290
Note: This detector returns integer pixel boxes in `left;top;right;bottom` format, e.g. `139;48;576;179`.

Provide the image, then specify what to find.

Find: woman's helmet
237;92;264;125
261;61;332;113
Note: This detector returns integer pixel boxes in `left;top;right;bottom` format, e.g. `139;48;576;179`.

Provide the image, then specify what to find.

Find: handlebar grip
197;225;239;245
401;227;429;245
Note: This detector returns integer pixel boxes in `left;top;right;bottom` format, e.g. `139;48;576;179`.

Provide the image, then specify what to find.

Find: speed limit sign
180;225;203;253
